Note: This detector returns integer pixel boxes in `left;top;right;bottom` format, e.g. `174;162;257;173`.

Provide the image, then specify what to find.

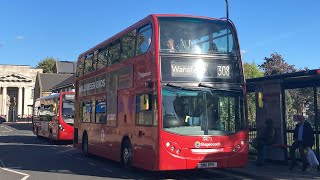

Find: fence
248;123;313;161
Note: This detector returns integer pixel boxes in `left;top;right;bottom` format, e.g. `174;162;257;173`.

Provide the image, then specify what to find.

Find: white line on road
0;160;5;167
58;148;75;153
1;168;30;180
0;160;30;180
103;168;112;173
0;143;62;147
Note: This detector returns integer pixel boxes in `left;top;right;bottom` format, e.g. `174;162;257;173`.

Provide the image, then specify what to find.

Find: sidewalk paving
227;160;320;180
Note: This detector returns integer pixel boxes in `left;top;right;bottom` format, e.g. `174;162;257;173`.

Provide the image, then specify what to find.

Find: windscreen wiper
198;83;241;93
165;83;198;91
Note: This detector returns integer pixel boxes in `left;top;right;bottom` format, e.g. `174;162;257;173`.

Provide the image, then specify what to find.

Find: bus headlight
240;140;245;145
166;142;171;147
59;124;65;132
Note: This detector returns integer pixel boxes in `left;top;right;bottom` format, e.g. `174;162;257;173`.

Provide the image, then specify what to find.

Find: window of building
31;89;34;99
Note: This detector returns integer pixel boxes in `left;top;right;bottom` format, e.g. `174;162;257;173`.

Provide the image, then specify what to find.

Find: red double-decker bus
33;92;75;142
74;14;248;171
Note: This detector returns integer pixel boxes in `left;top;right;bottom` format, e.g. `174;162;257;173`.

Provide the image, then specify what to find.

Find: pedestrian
289;115;315;171
255;118;275;166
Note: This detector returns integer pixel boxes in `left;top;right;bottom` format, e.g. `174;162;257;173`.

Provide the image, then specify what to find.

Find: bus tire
121;139;132;169
35;127;39;138
82;133;89;156
49;131;55;144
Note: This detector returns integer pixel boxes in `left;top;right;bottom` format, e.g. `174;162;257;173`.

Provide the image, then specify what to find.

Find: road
0;123;253;180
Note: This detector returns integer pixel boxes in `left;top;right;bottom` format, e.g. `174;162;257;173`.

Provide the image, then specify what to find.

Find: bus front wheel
121;140;132;169
82;134;89;156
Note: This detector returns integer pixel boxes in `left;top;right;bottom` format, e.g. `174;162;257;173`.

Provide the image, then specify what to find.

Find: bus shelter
246;69;320;162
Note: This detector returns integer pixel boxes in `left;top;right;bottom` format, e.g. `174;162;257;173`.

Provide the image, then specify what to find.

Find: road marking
0;160;5;167
89;163;95;166
103;168;112;173
58;148;75;153
0;143;63;147
1;168;30;180
0;160;30;180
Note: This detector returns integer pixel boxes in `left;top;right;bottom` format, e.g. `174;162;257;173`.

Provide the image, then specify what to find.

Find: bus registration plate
197;162;217;168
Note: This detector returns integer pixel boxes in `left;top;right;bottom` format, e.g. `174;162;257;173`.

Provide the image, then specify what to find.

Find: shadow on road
0;135;222;179
3;123;33;131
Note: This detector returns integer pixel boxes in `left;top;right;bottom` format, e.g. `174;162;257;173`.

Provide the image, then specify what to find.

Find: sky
0;0;319;69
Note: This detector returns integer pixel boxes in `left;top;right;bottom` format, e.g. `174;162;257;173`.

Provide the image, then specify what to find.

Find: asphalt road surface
0;123;252;180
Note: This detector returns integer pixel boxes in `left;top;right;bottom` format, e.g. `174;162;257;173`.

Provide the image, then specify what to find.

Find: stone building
0;65;43;122
33;61;76;103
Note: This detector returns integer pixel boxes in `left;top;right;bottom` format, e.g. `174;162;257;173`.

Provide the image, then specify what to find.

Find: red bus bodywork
74;14;248;171
33;92;75;141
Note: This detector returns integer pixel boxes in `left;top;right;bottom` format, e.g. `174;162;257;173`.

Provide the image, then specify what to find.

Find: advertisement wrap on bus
73;14;248;171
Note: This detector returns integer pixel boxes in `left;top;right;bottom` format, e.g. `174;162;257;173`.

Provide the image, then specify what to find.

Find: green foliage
243;62;264;79
243;62;263;125
259;53;295;76
36;57;58;73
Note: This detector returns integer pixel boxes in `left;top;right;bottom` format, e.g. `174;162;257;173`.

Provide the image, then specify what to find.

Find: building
51;74;75;93
0;65;43;122
33;61;76;103
33;73;74;102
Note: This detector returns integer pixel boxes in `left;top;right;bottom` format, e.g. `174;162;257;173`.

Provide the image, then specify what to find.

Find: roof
38;73;73;92
51;74;75;91
54;61;76;74
246;69;320;90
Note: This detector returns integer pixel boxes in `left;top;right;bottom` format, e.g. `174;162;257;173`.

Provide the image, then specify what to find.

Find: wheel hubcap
123;148;129;164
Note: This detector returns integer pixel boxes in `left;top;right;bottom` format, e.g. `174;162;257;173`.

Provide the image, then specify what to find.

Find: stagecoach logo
194;141;201;148
194;141;221;148
138;72;151;79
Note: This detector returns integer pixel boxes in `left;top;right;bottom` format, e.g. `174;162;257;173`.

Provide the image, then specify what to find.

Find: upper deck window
136;24;152;55
159;17;238;55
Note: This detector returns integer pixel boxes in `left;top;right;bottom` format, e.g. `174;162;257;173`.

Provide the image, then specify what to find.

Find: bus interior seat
209;43;218;52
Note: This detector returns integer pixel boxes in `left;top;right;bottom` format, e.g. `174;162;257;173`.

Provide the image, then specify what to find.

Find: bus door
133;94;156;169
39;104;52;137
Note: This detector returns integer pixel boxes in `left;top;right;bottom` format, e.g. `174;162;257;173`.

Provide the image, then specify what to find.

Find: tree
243;62;264;79
259;53;295;76
36;57;58;73
243;62;264;126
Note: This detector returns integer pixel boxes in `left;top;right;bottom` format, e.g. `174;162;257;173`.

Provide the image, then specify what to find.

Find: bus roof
35;92;75;101
78;14;225;59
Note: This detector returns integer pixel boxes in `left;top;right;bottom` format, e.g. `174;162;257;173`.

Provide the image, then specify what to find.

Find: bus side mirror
52;103;57;112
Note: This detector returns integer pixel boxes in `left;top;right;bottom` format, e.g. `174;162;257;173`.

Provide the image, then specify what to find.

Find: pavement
224;159;320;180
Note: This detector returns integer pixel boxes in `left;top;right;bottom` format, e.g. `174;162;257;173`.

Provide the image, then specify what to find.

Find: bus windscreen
62;94;75;125
162;86;245;136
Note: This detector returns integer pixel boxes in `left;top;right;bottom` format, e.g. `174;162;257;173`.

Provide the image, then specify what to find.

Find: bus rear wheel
35;127;39;138
121;140;132;169
82;134;89;156
49;132;55;144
